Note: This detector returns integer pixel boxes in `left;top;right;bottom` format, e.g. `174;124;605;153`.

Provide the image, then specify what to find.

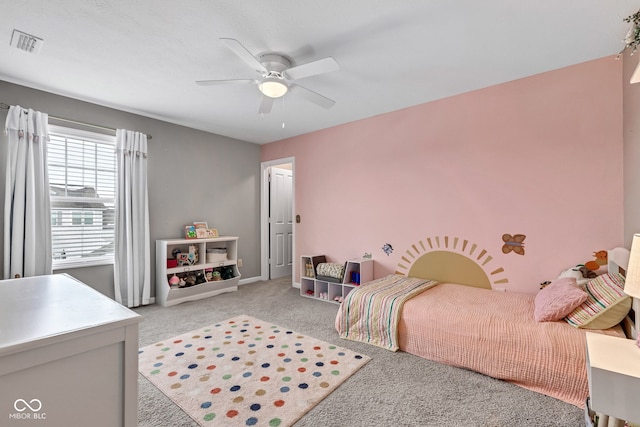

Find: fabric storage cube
206;248;227;263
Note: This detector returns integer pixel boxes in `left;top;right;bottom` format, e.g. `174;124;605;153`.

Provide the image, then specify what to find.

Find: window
48;125;117;268
50;210;62;226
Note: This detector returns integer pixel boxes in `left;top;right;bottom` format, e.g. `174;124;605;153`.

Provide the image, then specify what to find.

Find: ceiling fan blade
284;57;339;80
195;79;256;86
289;84;336;109
258;96;275;115
220;38;267;73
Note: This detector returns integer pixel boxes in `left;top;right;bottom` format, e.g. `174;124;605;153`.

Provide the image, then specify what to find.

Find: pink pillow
534;277;588;322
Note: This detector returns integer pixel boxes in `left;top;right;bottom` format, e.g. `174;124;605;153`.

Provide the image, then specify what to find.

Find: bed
335;248;635;408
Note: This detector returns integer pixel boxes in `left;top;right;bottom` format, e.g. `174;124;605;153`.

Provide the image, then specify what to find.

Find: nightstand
586;332;640;424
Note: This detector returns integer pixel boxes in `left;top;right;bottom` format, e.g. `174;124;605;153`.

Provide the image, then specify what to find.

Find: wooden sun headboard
608;247;638;339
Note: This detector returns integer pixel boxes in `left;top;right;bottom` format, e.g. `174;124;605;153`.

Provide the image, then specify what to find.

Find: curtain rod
0;102;152;140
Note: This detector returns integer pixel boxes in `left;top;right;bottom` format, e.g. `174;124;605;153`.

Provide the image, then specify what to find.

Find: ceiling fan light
259;78;288;98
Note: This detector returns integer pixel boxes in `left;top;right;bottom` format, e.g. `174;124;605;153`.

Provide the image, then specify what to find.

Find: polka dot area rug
138;315;371;426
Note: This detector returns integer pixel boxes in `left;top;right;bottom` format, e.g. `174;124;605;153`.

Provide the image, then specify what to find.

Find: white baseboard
239;276;262;286
238;276;300;289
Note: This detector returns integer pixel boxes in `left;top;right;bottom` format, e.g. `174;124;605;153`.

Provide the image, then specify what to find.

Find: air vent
10;29;43;54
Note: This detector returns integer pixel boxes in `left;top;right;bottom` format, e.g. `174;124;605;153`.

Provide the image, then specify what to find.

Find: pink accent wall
262;57;623;294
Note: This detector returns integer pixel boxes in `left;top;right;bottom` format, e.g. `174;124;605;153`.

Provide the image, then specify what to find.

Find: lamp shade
624;233;640;299
258;78;288;98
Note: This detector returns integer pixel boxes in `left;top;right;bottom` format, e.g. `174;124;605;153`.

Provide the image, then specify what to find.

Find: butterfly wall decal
502;234;526;255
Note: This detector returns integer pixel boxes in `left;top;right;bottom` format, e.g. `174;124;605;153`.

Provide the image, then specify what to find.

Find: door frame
260;157;295;285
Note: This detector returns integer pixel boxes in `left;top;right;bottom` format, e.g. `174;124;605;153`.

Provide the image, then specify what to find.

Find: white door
269;167;293;279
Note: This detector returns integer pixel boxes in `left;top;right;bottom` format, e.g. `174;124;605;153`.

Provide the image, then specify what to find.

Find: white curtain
3;105;52;279
114;129;150;307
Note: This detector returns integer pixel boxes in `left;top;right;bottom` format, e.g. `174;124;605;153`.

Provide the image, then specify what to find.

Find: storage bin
206;248;227;263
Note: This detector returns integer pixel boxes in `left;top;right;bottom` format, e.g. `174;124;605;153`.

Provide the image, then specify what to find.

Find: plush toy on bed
541;248;612;289
558;265;595;288
584;250;608;271
541;264;597;289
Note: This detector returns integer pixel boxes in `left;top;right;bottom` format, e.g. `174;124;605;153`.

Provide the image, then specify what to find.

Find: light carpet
138;314;370;427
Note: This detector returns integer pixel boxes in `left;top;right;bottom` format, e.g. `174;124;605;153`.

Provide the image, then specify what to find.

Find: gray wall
0;80;262;298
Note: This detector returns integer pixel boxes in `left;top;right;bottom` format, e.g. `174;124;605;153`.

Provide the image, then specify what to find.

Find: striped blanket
336;275;438;351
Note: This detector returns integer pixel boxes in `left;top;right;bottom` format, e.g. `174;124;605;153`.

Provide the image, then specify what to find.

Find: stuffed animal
169;274;180;287
557;266;591;287
544;250;610;289
577;265;597;279
195;271;206;284
185;273;197;287
221;266;234;280
585;250;608;271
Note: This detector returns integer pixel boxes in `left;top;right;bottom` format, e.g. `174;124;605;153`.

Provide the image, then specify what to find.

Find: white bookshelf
300;255;373;304
156;236;240;306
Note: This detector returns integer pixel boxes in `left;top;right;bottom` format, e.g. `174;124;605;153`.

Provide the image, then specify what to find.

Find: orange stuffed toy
584;250;607;271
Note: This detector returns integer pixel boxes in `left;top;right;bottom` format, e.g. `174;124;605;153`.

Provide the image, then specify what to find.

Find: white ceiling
0;1;638;144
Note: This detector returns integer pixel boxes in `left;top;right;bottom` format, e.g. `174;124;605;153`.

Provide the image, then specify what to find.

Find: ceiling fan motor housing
258;54;291;75
257;54;290;98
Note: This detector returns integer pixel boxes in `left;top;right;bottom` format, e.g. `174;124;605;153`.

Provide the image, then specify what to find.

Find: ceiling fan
196;38;340;114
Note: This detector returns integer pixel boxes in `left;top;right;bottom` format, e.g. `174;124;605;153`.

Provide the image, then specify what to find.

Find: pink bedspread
397;283;624;408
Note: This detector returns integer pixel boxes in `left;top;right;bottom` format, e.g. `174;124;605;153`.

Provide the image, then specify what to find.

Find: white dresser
0;274;141;427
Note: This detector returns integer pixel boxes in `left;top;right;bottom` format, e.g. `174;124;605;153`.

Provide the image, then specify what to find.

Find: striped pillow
564;272;631;329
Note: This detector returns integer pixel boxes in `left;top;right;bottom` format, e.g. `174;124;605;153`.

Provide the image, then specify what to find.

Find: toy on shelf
185;225;197;239
305;262;315;277
168;274;180;288
184;273;197;287
177;245;198;266
350;271;361;285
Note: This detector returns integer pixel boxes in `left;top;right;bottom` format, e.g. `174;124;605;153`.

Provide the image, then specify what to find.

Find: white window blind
47;125;116;269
